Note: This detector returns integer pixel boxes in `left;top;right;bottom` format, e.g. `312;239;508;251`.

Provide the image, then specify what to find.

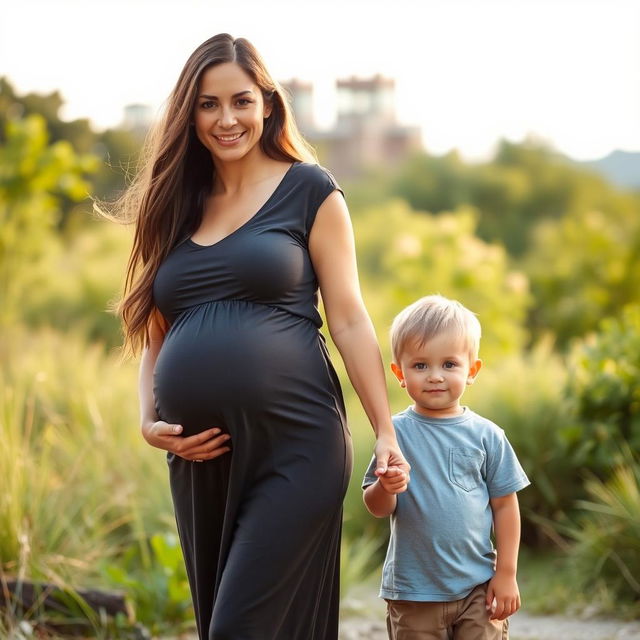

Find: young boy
363;295;530;639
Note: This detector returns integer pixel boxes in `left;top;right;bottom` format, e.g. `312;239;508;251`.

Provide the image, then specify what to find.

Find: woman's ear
263;93;273;119
391;362;406;388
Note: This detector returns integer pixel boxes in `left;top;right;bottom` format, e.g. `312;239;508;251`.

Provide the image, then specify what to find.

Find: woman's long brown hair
101;34;317;357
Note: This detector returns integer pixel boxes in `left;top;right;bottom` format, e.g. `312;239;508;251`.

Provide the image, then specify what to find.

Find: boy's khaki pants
386;582;509;640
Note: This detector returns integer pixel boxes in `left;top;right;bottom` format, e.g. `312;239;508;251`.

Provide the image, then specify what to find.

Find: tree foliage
353;200;530;361
391;140;640;258
0;114;97;328
525;207;640;348
567;306;640;475
1;77;143;212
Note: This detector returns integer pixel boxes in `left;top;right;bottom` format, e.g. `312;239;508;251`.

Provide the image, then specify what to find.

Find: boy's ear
391;362;406;388
467;359;482;385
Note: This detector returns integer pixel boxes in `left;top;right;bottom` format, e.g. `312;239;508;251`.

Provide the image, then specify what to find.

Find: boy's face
392;332;482;419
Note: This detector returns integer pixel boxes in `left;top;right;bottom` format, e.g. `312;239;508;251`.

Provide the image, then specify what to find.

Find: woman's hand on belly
141;421;231;462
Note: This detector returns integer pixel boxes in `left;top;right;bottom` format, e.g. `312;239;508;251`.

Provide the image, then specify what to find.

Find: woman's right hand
141;421;232;462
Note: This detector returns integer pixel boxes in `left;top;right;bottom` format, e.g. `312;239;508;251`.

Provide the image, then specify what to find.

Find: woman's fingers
181;427;223;446
146;422;232;460
207;442;232;460
181;432;232;461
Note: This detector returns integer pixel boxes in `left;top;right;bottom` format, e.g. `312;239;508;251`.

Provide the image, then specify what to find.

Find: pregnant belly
153;301;320;435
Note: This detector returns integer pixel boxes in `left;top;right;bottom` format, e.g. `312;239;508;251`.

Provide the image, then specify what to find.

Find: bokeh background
1;0;639;636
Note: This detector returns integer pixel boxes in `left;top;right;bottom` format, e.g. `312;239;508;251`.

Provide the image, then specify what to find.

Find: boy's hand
486;572;521;620
378;466;409;495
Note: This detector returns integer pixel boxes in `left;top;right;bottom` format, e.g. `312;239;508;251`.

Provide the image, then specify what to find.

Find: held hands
486;571;521;621
141;420;231;462
377;466;409;494
374;434;410;494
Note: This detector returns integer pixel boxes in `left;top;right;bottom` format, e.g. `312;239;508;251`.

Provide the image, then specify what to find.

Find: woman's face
192;62;272;164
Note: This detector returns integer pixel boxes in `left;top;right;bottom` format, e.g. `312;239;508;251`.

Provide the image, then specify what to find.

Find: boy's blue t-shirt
363;406;530;602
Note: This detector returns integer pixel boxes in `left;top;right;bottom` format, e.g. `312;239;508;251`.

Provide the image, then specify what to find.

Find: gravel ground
339;613;640;640
339;612;640;639
339;586;640;640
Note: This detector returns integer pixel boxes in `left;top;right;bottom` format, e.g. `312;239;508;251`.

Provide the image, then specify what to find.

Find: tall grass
0;326;177;633
562;450;640;616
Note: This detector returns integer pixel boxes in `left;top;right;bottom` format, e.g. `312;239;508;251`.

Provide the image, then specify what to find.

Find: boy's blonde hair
390;295;482;363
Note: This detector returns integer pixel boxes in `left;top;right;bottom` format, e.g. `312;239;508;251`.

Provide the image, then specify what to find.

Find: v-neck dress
152;162;353;640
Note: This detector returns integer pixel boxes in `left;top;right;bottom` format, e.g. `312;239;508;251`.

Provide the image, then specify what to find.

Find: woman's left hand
374;434;411;480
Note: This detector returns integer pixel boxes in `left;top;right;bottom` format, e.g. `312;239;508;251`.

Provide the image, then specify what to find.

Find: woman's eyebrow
198;90;254;99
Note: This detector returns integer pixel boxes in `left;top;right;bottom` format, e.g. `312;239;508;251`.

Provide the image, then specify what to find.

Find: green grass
518;547;640;620
518;548;579;616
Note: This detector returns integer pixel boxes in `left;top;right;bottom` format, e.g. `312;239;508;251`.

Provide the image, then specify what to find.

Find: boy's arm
363;465;408;517
487;492;522;620
363;479;398;518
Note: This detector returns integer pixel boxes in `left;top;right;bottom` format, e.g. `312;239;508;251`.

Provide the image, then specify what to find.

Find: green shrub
101;533;193;635
340;529;385;599
562;450;640;615
566;305;640;476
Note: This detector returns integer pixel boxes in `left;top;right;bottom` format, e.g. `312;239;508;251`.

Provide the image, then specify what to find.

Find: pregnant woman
112;34;409;640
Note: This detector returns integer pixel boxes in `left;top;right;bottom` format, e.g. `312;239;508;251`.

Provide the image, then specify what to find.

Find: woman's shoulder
294;162;342;200
292;161;340;189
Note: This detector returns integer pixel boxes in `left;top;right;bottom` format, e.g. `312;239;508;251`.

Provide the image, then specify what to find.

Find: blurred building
281;75;422;179
281;78;315;133
122;103;153;133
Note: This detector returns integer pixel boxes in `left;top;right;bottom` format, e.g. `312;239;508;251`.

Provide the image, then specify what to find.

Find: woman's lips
214;131;245;146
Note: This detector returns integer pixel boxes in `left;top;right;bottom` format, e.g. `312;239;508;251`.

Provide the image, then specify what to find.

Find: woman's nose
218;106;237;128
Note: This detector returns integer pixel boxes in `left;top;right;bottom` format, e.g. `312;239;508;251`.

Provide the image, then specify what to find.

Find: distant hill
579;150;640;191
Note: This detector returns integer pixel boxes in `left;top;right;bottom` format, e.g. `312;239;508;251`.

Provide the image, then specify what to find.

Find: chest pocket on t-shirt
449;448;485;492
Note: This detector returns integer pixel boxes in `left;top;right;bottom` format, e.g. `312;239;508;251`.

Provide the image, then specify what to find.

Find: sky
2;0;639;161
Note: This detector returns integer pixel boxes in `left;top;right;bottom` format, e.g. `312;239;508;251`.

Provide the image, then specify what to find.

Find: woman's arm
139;308;231;461
138;308;166;430
309;191;410;477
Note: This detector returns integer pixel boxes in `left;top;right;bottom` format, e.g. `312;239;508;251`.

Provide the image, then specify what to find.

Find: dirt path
340;587;640;640
339;613;640;639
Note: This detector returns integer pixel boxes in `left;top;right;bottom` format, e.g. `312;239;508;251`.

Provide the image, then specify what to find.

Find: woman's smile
213;131;246;145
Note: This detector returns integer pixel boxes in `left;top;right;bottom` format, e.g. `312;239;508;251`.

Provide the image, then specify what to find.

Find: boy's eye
444;361;457;369
414;363;427;370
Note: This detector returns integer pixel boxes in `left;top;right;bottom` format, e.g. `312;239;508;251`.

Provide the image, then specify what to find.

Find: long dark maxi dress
152;162;353;640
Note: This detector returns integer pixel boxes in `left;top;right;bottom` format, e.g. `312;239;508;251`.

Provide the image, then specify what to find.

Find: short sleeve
305;165;344;236
485;430;531;498
362;453;378;489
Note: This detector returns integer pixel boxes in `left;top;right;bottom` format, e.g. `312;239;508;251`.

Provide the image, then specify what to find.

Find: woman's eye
236;98;252;106
201;101;216;109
